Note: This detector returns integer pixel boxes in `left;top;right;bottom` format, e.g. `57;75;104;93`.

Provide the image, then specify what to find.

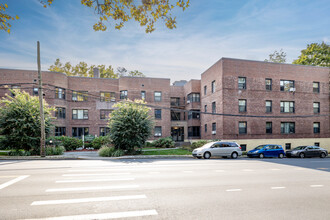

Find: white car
192;141;242;159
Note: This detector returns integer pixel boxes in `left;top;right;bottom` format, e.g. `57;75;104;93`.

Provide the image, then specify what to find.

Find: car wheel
231;152;238;159
286;155;291;158
278;153;284;159
203;152;211;159
320;152;326;158
196;156;202;159
299;153;305;158
259;153;264;159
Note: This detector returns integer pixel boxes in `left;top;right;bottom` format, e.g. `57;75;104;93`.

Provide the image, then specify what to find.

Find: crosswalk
25;169;158;219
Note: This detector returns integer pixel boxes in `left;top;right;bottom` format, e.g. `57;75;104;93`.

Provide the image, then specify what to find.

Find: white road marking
46;185;139;192
215;170;224;172
56;178;134;183
0;175;29;190
226;189;242;192
270;168;281;171
310;185;324;188
183;171;193;173
271;187;286;190
149;172;160;174
21;209;158;220
62;173;130;177
31;195;147;206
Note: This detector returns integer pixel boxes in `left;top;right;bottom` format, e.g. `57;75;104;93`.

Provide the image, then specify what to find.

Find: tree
0;3;19;33
292;42;330;67
0;90;54;152
108;99;153;152
264;49;286;63
49;58;145;78
2;0;190;33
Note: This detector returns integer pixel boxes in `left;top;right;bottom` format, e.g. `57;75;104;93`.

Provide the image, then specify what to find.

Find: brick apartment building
1;58;329;151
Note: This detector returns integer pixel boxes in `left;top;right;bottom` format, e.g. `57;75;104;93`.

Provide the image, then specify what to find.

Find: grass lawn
0;151;9;156
142;148;191;155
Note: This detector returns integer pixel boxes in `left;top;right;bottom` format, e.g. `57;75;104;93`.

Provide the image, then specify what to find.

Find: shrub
152;137;175;148
46;136;63;147
143;141;153;148
46;136;83;151
8;150;30;156
0;136;7;150
191;140;209;149
98;146;125;157
91;136;111;150
45;146;65;155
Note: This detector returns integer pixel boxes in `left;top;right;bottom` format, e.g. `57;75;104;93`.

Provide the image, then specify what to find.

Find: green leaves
0;3;19;34
264;49;286;63
293;42;330;67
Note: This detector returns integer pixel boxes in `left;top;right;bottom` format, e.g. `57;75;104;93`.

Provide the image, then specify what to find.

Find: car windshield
293;146;307;150
201;142;215;149
254;145;267;150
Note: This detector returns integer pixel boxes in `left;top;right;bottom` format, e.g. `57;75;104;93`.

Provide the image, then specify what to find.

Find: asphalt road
0;157;329;220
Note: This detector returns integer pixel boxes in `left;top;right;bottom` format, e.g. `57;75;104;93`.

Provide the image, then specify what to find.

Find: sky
0;0;329;82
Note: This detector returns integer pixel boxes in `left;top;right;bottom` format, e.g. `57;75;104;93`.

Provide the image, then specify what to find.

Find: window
314;122;320;133
100;127;110;136
141;91;146;100
72;127;89;138
285;143;291;150
239;99;247;112
313;102;320;114
266;100;272;113
280;80;294;92
55;107;66;119
33;87;39;95
171;97;180;106
212;123;216;133
11;85;20;97
240;144;247;151
204;85;207;95
314;142;320;146
280;101;295;113
204;105;207;113
281;122;295;134
154;91;162;102
212;102;216;113
155;109;162;119
72;91;88;101
239;122;247;134
171;111;181;121
55;127;66;136
266;122;272;134
187;93;200;102
55;87;65;99
204;124;207;133
100;109;112;119
238;77;246;90
188;110;200;120
211;81;216;93
100;92;115;102
154;126;162;137
72;109;88;120
265;78;272;91
120;90;128;100
188;126;200;137
313;82;320;93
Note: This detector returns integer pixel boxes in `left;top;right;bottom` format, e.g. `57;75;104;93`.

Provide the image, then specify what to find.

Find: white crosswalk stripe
55;178;134;183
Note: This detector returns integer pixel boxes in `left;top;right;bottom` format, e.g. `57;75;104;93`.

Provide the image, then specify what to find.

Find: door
210;144;222;156
263;145;272;157
171;127;184;142
305;147;314;157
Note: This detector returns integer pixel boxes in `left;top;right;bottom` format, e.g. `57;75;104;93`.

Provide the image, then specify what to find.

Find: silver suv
192;141;242;159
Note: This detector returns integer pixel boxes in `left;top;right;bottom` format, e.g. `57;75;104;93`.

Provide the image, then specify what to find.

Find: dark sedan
286;146;328;158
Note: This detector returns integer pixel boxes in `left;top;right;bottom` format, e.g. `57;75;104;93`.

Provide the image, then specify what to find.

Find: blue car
247;145;285;158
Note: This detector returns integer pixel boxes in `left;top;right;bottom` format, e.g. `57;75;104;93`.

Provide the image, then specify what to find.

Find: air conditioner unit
110;98;116;102
72;97;77;101
212;131;216;135
289;88;296;92
187;100;191;104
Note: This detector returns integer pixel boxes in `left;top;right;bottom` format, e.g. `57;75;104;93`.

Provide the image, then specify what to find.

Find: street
0;158;329;220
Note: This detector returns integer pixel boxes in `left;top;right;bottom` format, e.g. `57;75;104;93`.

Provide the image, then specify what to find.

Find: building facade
1;58;329;150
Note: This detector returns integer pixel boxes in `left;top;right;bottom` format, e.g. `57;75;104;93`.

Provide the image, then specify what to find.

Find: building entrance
171;127;184;142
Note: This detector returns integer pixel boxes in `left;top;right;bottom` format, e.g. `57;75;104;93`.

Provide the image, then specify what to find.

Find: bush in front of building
46;136;83;151
45;146;65;155
98;146;124;157
91;136;111;150
152;137;175;148
0;90;54;152
108;99;153;152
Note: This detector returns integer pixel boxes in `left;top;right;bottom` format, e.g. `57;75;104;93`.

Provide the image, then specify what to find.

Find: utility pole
37;41;46;157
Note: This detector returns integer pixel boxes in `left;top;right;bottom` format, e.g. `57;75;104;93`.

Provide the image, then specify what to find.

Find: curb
0;155;193;160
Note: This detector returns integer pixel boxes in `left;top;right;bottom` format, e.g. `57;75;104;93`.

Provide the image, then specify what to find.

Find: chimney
93;67;100;78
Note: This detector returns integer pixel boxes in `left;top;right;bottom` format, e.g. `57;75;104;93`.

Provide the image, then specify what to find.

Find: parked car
247;145;285;158
286;146;328;158
192;141;242;159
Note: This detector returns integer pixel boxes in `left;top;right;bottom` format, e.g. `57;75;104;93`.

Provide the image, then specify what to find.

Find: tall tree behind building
264;49;286;63
293;42;330;67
